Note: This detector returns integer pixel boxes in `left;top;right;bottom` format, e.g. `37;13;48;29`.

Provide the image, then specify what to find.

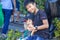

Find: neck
34;8;39;15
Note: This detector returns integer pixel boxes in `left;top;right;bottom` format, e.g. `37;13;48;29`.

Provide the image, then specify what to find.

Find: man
0;0;14;38
24;0;49;40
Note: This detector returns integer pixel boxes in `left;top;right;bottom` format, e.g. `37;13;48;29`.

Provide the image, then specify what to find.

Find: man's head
24;0;37;13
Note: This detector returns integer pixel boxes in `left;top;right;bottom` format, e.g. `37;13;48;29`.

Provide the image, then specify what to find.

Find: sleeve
40;10;47;20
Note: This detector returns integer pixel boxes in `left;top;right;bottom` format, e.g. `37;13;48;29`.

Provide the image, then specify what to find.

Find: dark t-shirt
25;10;49;38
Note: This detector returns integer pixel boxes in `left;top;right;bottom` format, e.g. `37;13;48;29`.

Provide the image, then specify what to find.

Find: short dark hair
24;0;35;7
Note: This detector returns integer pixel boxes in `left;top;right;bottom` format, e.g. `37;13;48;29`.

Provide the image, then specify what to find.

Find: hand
27;24;37;35
27;24;36;32
31;29;37;36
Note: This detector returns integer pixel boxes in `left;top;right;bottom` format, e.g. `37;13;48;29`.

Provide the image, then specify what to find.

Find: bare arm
13;0;16;9
31;19;49;35
37;19;49;30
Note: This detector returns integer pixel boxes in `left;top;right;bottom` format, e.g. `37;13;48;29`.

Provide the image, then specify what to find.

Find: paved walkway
9;14;25;32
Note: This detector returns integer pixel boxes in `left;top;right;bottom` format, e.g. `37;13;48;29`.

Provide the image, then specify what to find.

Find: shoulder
38;10;46;15
38;10;47;19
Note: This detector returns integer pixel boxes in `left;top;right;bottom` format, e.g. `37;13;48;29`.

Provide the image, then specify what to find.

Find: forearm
13;0;16;8
37;24;49;30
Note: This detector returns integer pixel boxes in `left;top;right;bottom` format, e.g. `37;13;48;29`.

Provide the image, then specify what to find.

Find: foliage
35;0;45;10
19;0;27;15
6;29;22;40
52;18;60;37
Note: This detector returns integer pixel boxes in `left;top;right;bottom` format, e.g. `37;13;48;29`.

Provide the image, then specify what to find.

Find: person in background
45;0;58;38
24;0;49;40
11;0;20;22
0;0;15;38
48;0;58;17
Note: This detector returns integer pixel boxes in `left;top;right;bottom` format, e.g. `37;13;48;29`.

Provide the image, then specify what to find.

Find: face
26;3;36;13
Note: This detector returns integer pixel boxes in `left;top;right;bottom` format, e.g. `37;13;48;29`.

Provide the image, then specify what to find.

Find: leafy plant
19;0;27;15
6;29;22;40
6;29;14;40
52;18;60;37
35;0;45;10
